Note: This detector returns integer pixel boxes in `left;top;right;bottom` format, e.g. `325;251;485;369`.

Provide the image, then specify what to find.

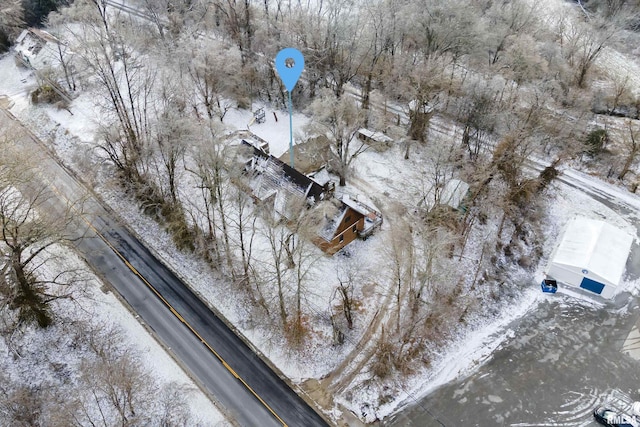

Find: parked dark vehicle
594;406;639;427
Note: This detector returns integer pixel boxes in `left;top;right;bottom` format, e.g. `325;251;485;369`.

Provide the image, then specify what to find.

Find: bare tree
0;0;25;43
258;209;294;327
151;75;191;205
483;0;539;66
400;59;441;147
42;25;79;93
384;219;414;334
309;0;367;97
561;16;616;88
334;261;364;331
186;38;241;121
400;0;477;62
359;0;400;115
141;0;196;44
0;128;80;328
285;214;320;346
187;121;233;272
306;89;366;186
409;223;458;315
0;380;46;427
253;194;319;345
457;87;498;162
410;142;461;213
57;0;156;181
58;324;195;427
606;74;633;116
210;0;254;66
226;182;260;295
618;120;640;180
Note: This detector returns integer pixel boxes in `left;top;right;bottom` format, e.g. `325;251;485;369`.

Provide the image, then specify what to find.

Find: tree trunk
618;147;638;180
12;254;51;327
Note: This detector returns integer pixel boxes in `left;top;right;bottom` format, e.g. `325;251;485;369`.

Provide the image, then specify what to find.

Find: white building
14;28;65;70
440;179;469;210
546;217;634;299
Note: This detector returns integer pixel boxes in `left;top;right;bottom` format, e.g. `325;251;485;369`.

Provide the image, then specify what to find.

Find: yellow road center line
41;174;288;427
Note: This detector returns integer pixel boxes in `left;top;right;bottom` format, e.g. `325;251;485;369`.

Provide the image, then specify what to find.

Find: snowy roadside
45;245;229;426
0;58;228;425
0;241;228;425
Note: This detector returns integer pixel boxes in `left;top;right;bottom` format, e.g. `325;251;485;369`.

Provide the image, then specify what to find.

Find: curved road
0;108;329;427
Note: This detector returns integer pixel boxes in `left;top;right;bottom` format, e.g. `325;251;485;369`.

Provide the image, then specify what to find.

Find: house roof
341;194;374;217
317;200;349;242
340;194;383;234
242;139;329;221
27;28;61;44
14;28;65;70
550;217;634;287
242;139;326;203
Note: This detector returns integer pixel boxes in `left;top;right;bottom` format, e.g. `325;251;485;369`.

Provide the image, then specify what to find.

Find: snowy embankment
0;244;228;425
0;58;227;426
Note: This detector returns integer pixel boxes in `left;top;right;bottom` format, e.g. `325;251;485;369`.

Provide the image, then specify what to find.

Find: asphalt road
0;108;329;427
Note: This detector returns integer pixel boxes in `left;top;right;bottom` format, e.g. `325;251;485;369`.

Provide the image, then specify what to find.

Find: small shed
357;128;393;152
312;194;383;255
440;179;469;210
14;28;65;70
546;217;634;299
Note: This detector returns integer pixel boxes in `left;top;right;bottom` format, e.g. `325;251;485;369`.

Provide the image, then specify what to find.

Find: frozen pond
384;292;640;426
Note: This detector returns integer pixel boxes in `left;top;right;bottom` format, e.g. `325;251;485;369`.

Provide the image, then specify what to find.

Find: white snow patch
222;102;311;158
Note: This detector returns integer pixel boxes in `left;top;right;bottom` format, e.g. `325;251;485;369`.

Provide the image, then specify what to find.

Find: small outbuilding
545;217;634;299
357;128;393;152
440;179;469;210
14;28;65;70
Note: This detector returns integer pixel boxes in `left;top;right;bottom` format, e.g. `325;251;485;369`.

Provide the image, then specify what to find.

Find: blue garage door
580;277;605;294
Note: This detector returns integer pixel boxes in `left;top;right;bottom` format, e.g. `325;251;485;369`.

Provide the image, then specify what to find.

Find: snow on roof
27;28;61;44
15;30;28;45
551;217;634;287
318;203;348;242
440;179;469;209
307;167;331;186
14;28;64;70
357;128;393;143
341;194;376;217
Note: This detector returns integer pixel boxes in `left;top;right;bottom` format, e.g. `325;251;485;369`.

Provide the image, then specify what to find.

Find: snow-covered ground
2;0;640;419
0;58;228;426
224;106;311;158
0;244;229;425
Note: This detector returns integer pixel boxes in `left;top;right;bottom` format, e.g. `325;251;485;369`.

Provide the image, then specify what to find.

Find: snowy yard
1;47;637;422
2;0;640;423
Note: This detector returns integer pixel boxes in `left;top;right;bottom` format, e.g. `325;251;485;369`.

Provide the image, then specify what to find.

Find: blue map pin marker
275;48;304;92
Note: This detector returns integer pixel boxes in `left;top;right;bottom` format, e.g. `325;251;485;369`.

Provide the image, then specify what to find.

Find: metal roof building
546;217;634;299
